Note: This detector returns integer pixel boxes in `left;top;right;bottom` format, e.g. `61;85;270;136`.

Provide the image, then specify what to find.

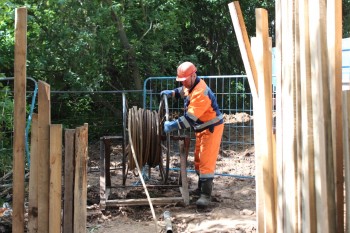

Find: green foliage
0;2;16;76
0;0;349;154
0;83;14;175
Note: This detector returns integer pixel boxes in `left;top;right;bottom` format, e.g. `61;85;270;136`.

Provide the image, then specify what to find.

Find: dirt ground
0;114;257;233
86;116;257;233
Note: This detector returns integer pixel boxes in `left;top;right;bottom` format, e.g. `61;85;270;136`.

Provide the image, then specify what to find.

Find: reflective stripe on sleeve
193;114;223;131
179;116;191;129
187;112;198;121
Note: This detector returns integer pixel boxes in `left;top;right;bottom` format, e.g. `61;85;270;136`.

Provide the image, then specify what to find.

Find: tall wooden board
49;124;62;233
38;81;51;233
28;114;39;233
73;124;88;233
13;7;27;233
63;130;75;233
327;0;344;231
299;0;316;232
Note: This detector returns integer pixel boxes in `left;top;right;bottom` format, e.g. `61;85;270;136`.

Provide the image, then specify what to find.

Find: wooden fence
12;8;89;233
26;81;89;233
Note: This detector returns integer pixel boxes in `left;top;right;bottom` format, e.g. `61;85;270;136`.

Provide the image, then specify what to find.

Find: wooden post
74;124;88;233
251;37;264;233
13;7;27;233
63;129;75;233
309;0;336;231
327;0;343;231
281;1;298;232
179;138;189;205
275;0;284;231
38;81;51;233
99;138;107;209
299;0;317;232
28;114;39;233
49;124;62;233
251;8;275;233
343;91;350;233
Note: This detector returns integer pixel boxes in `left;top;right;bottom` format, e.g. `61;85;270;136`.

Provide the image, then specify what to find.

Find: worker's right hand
160;90;174;98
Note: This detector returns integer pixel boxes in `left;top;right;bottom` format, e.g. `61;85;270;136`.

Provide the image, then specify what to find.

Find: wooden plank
281;1;298;232
293;2;302;231
274;0;284;232
228;1;258;99
37;81;51;233
63;129;75;233
106;197;185;207
327;0;343;231
179;138;189;205
105;139;111;187
309;1;336;231
49;124;62;233
99;138;107;210
254;8;275;233
342;91;350;233
299;0;316;232
28;113;38;233
250;38;264;233
12;7;27;233
268;37;278;229
74;124;88;233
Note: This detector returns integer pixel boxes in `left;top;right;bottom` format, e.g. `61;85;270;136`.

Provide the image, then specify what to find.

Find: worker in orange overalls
160;61;224;208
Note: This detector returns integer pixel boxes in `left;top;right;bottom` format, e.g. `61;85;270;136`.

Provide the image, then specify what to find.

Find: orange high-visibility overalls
174;77;224;178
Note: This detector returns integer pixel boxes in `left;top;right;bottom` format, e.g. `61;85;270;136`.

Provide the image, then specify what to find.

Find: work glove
160;90;174;98
164;120;179;133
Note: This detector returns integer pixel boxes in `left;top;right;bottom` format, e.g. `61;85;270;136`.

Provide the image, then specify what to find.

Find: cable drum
127;106;162;171
126;95;171;183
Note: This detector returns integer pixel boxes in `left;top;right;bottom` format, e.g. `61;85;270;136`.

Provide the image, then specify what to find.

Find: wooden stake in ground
49;124;62;233
13;7;27;233
28;114;39;233
38;81;51;233
63;129;75;233
74;124;88;233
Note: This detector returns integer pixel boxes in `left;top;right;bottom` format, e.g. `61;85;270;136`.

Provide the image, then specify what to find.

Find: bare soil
0;113;257;233
86;114;257;233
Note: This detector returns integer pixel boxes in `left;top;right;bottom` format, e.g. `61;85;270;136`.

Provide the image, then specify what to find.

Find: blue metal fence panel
143;75;255;153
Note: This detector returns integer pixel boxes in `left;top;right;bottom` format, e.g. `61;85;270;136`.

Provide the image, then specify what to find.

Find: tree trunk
105;0;142;91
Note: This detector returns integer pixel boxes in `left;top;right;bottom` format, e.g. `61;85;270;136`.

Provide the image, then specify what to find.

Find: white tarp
271;38;350;90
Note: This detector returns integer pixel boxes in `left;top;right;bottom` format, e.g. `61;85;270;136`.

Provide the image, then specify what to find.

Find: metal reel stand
100;94;189;209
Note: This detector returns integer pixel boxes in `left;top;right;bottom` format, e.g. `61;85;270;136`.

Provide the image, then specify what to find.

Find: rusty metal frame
99;94;190;209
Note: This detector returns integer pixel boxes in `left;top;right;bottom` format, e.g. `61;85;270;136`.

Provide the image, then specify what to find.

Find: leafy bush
0;83;14;175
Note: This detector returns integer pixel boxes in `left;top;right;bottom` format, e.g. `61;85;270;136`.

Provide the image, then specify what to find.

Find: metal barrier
143;75;255;153
0;77;37;166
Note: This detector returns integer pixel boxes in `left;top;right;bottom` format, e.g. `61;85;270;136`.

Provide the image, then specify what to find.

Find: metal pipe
168;167;255;179
163;210;173;233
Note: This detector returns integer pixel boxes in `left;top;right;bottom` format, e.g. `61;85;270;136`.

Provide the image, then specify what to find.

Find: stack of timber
229;0;344;232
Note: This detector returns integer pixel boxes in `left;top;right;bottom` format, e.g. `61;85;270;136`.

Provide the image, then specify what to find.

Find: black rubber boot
190;172;202;197
196;178;213;208
189;175;201;196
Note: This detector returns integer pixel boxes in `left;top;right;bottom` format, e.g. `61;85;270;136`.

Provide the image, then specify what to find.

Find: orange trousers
194;124;224;178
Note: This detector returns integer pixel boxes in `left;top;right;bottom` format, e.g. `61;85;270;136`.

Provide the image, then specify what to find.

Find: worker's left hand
164;120;179;133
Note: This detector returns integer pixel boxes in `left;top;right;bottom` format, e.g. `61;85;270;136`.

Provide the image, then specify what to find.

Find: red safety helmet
176;62;197;81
